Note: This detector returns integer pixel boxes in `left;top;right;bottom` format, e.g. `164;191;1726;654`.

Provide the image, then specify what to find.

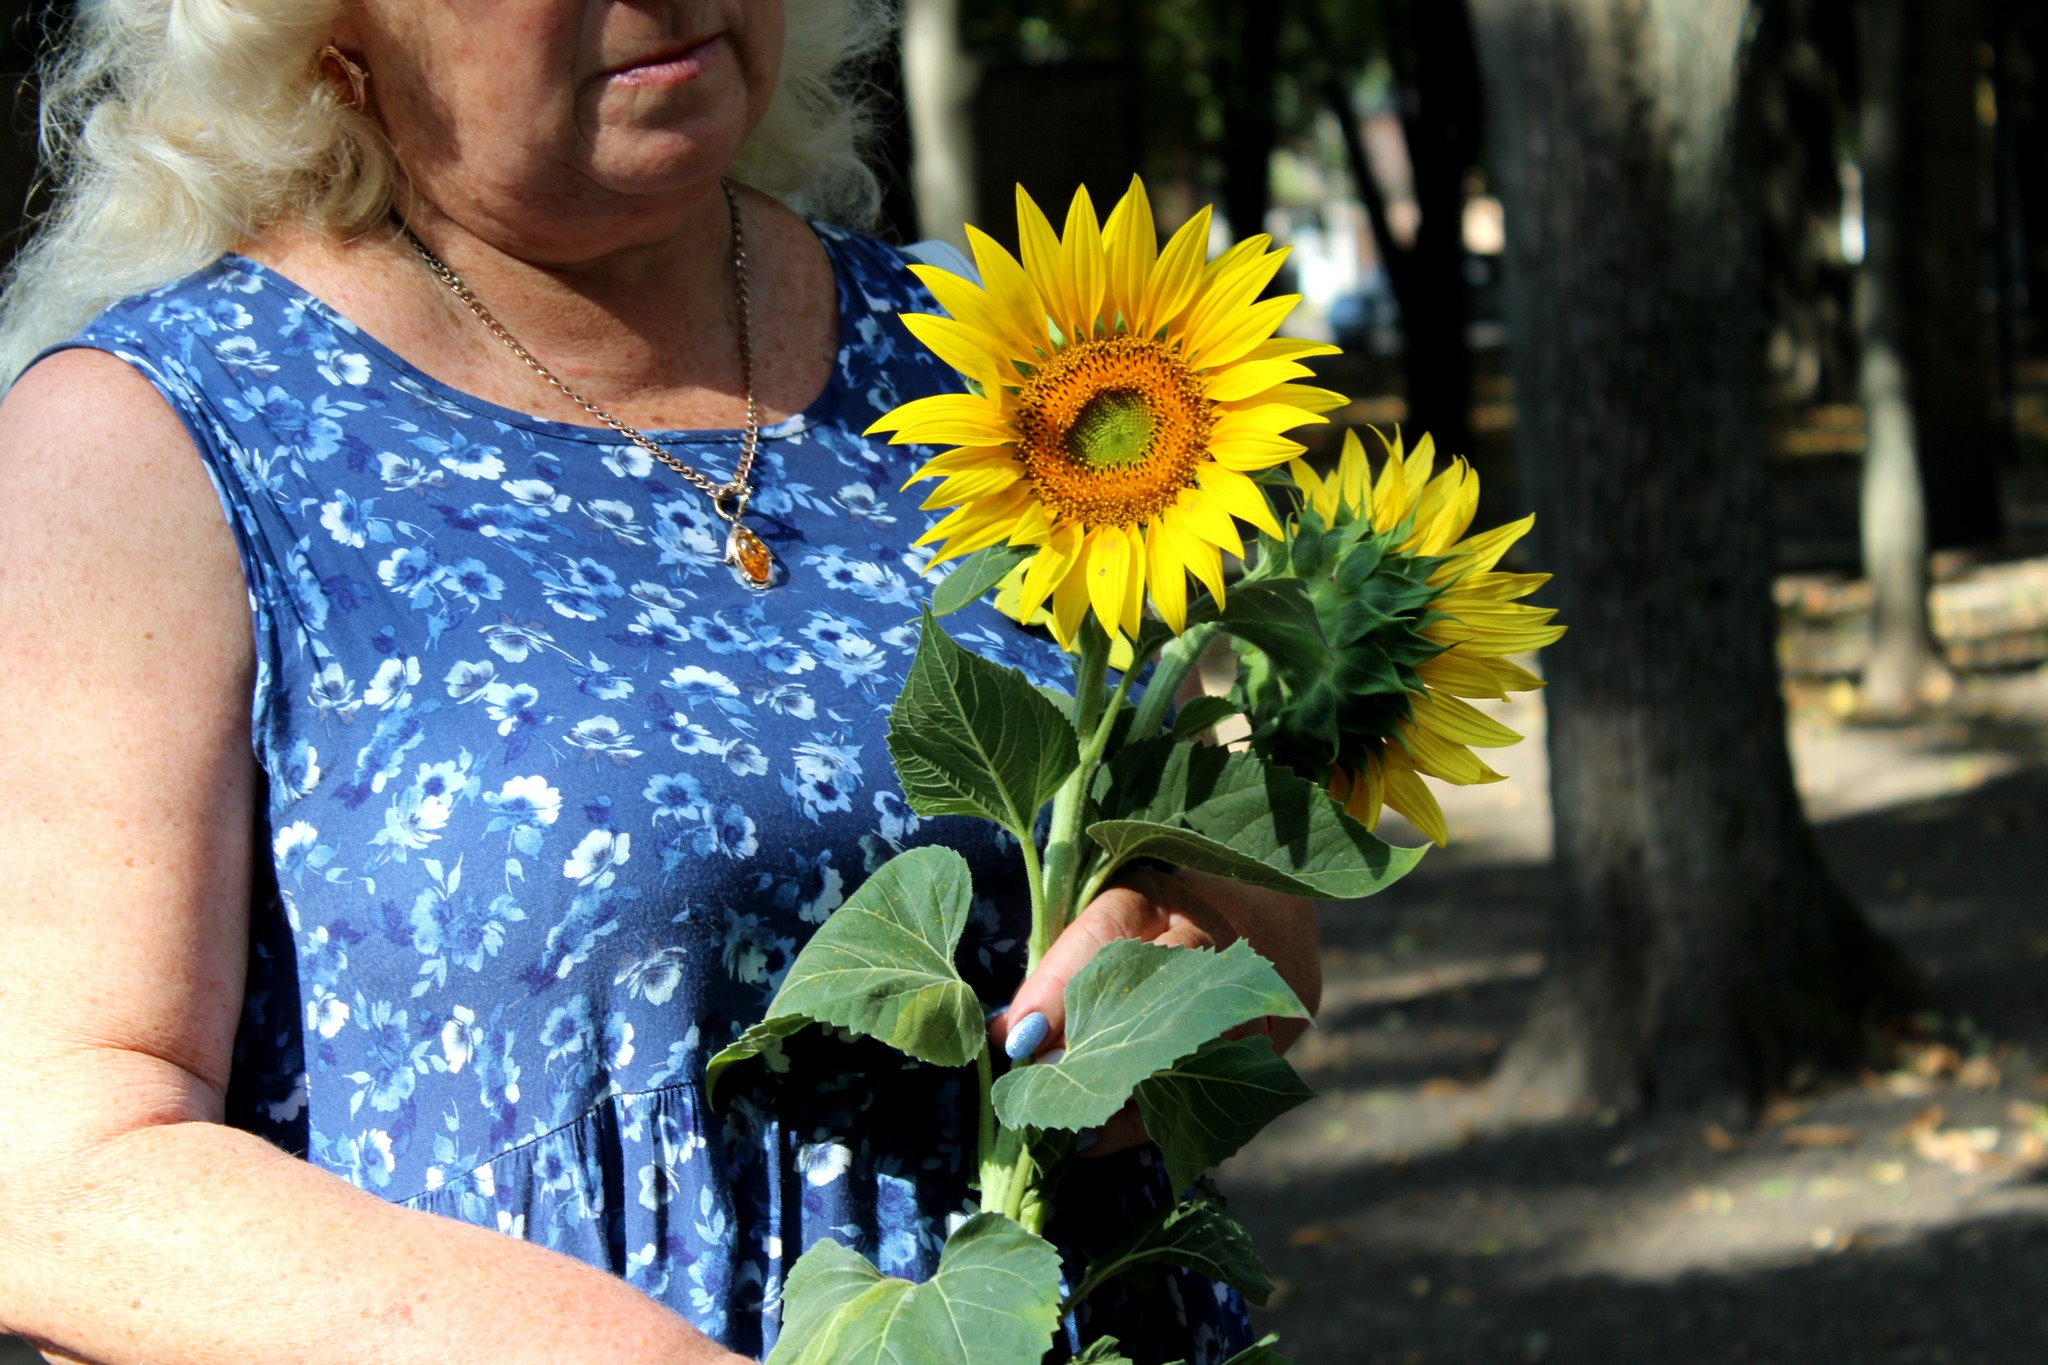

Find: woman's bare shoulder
0;347;253;659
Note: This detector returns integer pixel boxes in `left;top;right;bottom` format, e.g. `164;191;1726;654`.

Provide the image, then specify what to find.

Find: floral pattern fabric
57;225;1252;1363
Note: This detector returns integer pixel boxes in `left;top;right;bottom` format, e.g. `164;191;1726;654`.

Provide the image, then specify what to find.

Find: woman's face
341;0;785;257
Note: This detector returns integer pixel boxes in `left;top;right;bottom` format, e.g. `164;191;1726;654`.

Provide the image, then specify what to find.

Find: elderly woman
0;3;1319;1362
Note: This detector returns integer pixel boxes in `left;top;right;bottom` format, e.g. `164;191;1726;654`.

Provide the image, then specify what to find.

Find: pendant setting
725;519;778;590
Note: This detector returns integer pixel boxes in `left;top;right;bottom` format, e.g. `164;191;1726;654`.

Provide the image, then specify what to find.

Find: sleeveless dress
54;225;1254;1364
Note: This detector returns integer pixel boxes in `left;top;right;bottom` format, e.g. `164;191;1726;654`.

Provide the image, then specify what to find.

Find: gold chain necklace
403;179;778;590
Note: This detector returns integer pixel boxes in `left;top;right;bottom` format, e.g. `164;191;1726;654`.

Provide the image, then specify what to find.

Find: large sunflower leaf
888;611;1079;841
932;543;1034;617
992;941;1307;1132
767;1213;1063;1365
706;846;982;1099
1069;1182;1274;1308
1073;1341;1141;1365
1215;578;1335;680
1086;738;1425;898
1135;1035;1316;1190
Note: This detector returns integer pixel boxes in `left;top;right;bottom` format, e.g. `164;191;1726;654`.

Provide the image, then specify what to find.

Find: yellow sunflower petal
1223;383;1349;416
1016;520;1083;623
1337;429;1371;517
1415;651;1545;700
1410;690;1525;749
866;391;1012;446
899;312;1008;391
1143;516;1189;633
1159;501;1229;606
901;445;1015;490
918;463;1022;511
1140;205;1213;334
1244;336;1343;364
1425;603;1567;655
1050;556;1093;649
1082;526;1137;642
1015;185;1073;332
1186;293;1299;371
912;483;1035;559
1380;749;1448;848
965;224;1054;359
1288;456;1339;522
907;264;1040;372
1433;514;1535;581
1203;358;1317;402
1102;175;1158;332
1196;463;1284;539
1058;185;1107;342
1401;720;1505;787
1442;571;1552;604
1166;486;1246;558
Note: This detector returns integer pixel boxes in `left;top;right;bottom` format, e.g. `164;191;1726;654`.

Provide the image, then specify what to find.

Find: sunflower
866;177;1346;647
1278;428;1562;847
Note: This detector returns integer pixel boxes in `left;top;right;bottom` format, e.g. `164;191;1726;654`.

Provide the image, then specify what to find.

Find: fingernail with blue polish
1074;1127;1102;1154
1003;1011;1050;1060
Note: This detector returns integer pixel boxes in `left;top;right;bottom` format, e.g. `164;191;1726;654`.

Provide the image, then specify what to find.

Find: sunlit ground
1220;577;2048;1364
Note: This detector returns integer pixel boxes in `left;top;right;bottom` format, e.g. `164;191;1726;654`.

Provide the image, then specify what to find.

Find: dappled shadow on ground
1220;675;2048;1364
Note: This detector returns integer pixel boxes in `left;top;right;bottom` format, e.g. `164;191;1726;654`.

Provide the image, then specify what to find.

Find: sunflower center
1065;390;1157;469
1014;335;1213;530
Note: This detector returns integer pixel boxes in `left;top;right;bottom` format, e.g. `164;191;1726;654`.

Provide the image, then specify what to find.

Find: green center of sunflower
1064;389;1158;469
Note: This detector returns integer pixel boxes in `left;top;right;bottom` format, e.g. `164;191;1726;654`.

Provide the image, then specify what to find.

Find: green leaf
1071;1182;1274;1308
992;940;1307;1132
706;846;982;1099
1220;1336;1294;1365
1073;1341;1140;1365
767;1213;1063;1365
1168;693;1242;741
932;543;1034;617
1135;1035;1316;1190
1088;739;1425;898
888;611;1079;840
1216;579;1334;681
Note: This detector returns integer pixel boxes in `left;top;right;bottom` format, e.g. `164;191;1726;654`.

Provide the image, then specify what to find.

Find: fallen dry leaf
1781;1124;1859;1148
1420;1077;1467;1099
1892;1105;1946;1146
1908;1043;1962;1078
1703;1123;1744;1152
1913;1126;2000;1174
1957;1056;2002;1091
1760;1098;1809;1127
1289;1224;1340;1248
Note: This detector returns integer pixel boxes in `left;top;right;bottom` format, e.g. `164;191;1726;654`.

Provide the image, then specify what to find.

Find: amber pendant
725;520;778;590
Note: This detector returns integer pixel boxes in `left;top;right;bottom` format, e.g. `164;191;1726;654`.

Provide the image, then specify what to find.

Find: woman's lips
606;34;723;87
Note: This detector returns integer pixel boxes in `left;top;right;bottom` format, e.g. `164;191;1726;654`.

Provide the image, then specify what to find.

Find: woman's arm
0;352;744;1365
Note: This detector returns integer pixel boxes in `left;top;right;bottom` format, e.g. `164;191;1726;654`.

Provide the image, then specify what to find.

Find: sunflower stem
975;1041;996;1192
1032;623;1113;972
1129;621;1222;738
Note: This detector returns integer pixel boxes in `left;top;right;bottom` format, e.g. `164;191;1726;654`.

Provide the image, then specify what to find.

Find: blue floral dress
54;225;1253;1363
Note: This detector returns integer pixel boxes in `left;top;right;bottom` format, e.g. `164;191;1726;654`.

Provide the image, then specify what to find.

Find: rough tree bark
1468;0;1918;1118
1218;1;1282;243
1892;0;2005;553
1856;0;1954;714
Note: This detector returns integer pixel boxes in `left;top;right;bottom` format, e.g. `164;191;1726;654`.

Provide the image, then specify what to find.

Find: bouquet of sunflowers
706;179;1560;1365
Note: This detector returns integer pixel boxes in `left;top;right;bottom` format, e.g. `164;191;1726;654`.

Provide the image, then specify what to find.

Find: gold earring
318;43;370;111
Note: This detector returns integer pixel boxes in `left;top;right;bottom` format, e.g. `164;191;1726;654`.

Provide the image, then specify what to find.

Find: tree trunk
1469;0;1919;1119
1895;0;2005;552
901;0;980;249
1857;0;1954;714
1386;0;1482;462
1218;1;1282;242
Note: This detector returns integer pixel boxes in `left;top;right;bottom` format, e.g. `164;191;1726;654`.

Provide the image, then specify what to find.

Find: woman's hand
988;867;1320;1158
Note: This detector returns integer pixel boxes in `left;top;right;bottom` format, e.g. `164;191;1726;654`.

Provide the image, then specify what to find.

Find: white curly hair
0;0;893;388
